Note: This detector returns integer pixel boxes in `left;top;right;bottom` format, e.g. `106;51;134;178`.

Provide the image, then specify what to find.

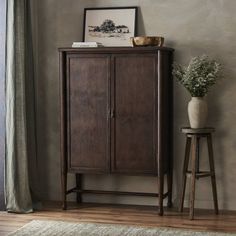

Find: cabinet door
67;55;110;173
112;55;157;175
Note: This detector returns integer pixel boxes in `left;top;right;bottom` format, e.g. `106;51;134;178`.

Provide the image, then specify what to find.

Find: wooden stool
179;127;219;220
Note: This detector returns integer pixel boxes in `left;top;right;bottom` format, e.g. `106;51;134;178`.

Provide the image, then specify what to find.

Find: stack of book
72;42;103;48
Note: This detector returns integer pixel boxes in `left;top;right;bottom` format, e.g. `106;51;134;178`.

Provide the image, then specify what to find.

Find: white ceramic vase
188;97;208;128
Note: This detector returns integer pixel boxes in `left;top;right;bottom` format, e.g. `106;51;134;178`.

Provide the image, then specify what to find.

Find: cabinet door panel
67;55;110;172
112;55;157;174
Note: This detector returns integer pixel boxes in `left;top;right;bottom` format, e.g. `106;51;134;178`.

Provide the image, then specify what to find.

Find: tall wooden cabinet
59;47;174;215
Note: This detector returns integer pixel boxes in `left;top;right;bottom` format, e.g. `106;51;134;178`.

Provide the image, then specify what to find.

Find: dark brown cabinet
59;47;174;215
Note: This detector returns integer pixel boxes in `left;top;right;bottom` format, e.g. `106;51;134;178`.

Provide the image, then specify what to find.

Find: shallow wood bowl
130;36;164;47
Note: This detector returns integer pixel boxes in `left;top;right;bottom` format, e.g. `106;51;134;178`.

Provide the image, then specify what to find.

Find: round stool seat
181;127;215;134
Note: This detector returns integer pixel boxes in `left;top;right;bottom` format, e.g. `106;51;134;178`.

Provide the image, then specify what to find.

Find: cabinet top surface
58;46;174;53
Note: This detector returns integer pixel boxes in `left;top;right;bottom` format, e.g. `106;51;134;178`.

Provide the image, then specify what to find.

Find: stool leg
196;137;200;174
179;137;191;212
207;134;219;215
190;136;197;220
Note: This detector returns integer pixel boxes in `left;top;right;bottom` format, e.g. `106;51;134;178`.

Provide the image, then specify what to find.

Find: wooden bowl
130;36;164;47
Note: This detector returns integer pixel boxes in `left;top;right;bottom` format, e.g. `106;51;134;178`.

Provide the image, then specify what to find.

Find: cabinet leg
167;171;173;208
158;173;164;216
207;135;219;215
190;136;197;220
61;170;67;210
179;137;191;212
76;174;83;204
167;143;173;208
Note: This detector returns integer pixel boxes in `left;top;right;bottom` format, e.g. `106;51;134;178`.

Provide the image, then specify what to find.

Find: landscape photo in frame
83;7;137;47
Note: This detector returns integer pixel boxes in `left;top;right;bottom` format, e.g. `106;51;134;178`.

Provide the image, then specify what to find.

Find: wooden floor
0;202;236;235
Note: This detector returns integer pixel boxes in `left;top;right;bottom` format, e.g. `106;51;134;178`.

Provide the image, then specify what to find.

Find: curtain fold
5;0;38;213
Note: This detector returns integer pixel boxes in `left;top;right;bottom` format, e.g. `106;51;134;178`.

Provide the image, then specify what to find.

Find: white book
72;42;103;48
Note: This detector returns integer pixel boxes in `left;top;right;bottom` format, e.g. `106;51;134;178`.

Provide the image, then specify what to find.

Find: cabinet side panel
67;55;110;172
112;54;157;174
159;51;173;174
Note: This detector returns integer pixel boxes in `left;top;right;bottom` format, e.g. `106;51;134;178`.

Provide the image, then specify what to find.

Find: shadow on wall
207;67;233;210
0;0;6;210
137;7;146;36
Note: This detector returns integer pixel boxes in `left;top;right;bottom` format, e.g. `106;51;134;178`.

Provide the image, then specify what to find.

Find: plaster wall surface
35;0;236;210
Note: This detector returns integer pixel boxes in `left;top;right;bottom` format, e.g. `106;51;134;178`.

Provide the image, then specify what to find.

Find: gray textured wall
35;0;236;210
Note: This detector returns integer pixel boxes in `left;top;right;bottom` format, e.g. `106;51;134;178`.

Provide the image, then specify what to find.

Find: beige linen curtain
5;0;38;213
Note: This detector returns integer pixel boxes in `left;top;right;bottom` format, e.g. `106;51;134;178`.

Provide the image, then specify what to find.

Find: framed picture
83;7;138;47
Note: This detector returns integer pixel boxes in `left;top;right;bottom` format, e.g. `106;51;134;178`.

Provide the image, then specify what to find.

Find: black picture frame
83;7;138;47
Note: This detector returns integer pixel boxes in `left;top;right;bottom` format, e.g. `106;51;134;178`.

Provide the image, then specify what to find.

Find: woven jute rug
9;220;235;236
